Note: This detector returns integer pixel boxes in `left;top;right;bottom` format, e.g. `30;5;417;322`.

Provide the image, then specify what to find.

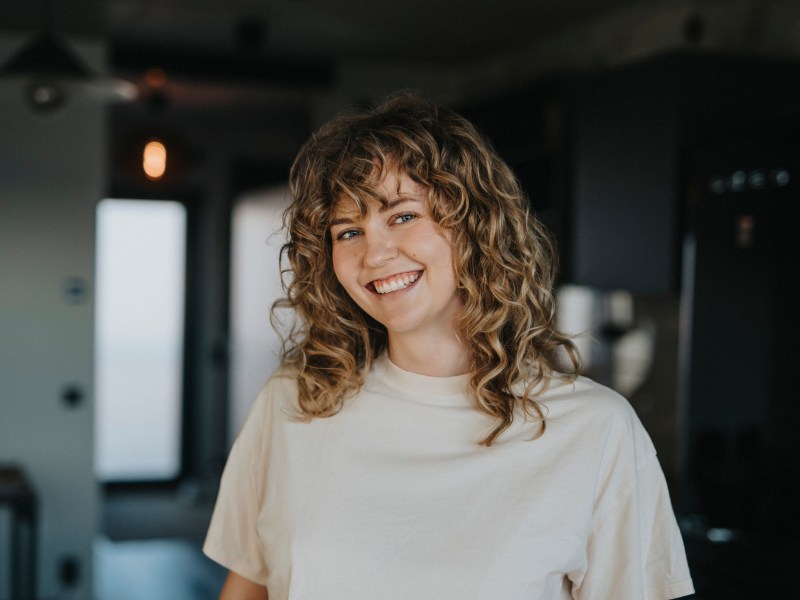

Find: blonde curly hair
273;93;580;446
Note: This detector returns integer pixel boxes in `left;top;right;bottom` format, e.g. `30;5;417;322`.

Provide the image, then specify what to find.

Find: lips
370;270;422;295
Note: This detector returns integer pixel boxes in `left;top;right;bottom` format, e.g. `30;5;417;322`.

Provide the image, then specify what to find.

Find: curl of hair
272;92;580;445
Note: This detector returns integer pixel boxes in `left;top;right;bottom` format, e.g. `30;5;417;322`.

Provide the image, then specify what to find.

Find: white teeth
373;272;420;295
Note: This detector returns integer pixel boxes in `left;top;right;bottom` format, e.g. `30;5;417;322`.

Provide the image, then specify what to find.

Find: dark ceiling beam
109;41;335;90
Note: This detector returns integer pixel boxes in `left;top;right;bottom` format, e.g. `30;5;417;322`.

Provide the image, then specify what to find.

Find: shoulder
234;368;300;446
537;374;657;467
252;367;300;411
539;373;637;422
265;366;299;396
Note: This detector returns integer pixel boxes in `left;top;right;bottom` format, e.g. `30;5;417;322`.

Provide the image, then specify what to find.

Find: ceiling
3;0;800;113
1;0;637;63
0;0;654;108
103;0;638;65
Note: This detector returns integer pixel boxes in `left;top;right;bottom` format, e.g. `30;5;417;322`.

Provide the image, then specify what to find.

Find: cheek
331;248;347;285
428;234;456;272
331;248;361;297
414;224;454;266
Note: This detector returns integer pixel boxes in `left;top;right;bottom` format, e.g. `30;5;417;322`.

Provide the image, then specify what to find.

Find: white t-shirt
204;353;694;599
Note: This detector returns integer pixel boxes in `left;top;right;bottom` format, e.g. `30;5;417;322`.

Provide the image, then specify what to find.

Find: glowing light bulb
143;140;167;180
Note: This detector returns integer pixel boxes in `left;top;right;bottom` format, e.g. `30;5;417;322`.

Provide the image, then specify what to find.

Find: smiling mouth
370;271;422;295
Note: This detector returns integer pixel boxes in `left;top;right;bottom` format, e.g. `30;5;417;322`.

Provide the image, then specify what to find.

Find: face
329;169;463;346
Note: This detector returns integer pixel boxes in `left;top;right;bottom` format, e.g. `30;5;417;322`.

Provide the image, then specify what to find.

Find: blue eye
394;213;417;225
336;229;359;241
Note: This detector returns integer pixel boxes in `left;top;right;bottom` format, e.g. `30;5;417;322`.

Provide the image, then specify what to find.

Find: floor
94;538;227;600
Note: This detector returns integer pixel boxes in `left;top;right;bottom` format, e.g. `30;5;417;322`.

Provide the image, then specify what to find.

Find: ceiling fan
0;0;136;115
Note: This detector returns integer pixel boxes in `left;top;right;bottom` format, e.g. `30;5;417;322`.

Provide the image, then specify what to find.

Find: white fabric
204;353;694;599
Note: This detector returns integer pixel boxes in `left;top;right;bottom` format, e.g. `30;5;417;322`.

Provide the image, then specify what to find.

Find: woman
204;94;694;599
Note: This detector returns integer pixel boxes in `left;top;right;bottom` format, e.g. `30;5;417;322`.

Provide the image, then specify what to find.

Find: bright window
94;199;186;481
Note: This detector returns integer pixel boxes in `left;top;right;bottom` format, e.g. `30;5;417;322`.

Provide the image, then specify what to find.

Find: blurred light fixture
143;140;167;181
0;0;137;115
141;67;171;112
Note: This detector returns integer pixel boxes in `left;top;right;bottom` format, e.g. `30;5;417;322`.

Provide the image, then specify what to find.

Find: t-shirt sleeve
571;404;695;600
203;385;272;585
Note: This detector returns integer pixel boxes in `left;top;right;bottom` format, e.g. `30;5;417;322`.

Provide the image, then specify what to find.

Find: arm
219;571;268;600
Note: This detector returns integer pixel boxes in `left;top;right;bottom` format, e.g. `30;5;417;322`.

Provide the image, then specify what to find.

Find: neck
387;330;471;377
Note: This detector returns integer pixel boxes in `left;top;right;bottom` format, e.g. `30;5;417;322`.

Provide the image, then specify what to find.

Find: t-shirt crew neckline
372;352;471;404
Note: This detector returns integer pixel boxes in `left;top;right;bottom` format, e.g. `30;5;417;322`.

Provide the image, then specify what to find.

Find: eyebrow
328;197;421;228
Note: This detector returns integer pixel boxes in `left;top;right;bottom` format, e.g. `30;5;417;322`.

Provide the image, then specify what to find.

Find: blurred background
1;0;799;598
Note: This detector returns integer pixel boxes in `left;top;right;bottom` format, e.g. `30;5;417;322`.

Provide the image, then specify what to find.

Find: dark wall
567;52;800;294
681;135;800;600
570;59;681;293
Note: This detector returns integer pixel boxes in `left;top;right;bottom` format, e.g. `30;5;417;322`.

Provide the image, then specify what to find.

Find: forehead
330;168;429;218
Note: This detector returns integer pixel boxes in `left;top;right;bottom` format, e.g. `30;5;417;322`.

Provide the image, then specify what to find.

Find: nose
363;234;398;267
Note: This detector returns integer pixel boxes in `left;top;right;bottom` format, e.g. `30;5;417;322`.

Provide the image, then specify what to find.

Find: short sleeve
571;406;695;600
203;386;272;584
